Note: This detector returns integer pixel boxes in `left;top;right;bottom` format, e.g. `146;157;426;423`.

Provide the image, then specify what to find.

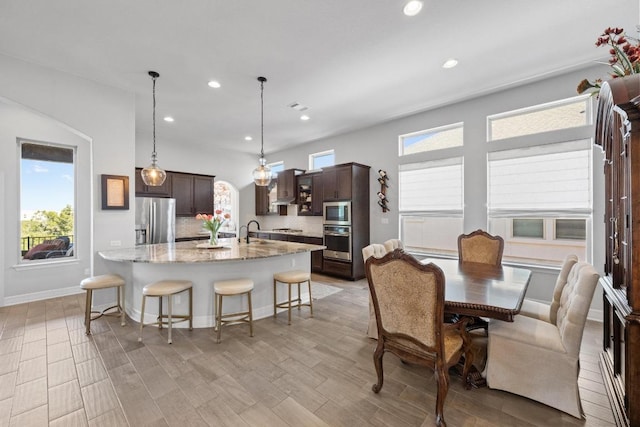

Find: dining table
420;258;532;321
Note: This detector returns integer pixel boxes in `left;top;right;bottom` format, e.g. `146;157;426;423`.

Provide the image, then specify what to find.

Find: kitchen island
99;238;325;328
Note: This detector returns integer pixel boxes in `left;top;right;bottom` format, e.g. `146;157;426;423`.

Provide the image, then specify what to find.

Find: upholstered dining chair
456;229;504;333
520;254;579;324
383;238;403;252
485;261;599;418
363;243;389;339
365;249;473;427
457;229;504;267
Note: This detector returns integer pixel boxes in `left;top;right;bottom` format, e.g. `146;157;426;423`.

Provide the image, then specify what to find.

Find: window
513;219;544;239
20;140;76;262
398;157;463;256
488;140;591;264
488;96;591;141
555;219;586;240
399;122;463;156
309;149;334;170
268;161;284;177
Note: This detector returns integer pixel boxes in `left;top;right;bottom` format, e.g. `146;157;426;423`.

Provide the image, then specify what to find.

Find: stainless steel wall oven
323;224;352;261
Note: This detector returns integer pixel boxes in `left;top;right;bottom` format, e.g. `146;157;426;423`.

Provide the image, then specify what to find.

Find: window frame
487;95;593;142
19;138;77;264
308;149;335;170
399;122;464;156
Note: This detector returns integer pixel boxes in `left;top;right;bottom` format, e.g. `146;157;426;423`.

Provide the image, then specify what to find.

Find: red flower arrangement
577;27;640;94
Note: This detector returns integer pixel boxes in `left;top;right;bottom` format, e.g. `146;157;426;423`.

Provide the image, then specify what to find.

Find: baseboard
3;286;83;307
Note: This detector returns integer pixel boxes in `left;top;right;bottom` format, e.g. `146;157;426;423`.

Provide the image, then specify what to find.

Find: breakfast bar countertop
99;238;325;264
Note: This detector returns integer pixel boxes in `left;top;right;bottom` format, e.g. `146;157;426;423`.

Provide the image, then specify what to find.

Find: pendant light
141;71;167;186
252;76;272;186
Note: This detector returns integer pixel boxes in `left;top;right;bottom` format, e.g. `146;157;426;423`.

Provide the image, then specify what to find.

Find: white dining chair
485;261;599;418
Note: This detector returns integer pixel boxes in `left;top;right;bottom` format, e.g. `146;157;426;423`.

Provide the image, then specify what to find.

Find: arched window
214;180;238;232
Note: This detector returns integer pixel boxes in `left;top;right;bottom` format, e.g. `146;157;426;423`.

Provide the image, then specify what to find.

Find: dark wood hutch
596;76;640;427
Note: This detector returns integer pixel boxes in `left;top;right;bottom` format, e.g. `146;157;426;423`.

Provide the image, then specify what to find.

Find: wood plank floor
0;273;614;426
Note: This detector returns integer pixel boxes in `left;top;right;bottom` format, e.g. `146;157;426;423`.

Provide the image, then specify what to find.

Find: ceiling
0;1;638;156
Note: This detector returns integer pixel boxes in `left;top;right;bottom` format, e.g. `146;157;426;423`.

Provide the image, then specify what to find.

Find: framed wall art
101;174;129;210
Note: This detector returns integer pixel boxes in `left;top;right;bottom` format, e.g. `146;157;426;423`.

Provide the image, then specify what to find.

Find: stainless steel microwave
323;201;351;225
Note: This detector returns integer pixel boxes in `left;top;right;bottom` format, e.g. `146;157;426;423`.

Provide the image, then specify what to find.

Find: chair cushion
490;314;566;354
274;270;310;283
519;299;552;323
214;279;254;295
80;274;125;290
143;280;192;296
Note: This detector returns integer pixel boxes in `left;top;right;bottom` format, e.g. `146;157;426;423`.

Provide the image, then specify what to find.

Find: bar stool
79;274;126;335
138;280;193;344
213;279;254;343
273;270;313;325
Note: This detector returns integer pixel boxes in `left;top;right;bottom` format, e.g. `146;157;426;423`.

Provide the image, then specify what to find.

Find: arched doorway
214;180;238;234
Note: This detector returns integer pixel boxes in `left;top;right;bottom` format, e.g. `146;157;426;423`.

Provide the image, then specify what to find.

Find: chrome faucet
246;220;261;243
237;225;248;243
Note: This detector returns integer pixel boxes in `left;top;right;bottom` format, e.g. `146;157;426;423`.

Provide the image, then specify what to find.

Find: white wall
0;54;261;306
0;54;136;305
268;66;606;315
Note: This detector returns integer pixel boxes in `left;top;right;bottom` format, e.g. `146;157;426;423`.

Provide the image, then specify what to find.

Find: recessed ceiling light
300;115;310;121
163;116;174;122
403;0;423;16
208;80;221;88
245;136;253;141
442;58;458;69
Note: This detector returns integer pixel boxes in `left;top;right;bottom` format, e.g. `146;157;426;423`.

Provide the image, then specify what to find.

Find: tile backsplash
176;217;209;238
177;205;323;238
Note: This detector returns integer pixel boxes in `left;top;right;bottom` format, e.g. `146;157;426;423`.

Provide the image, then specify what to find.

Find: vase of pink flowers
196;210;230;245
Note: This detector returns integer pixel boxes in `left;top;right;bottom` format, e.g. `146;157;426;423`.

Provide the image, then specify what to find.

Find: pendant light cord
152;74;157;158
258;76;267;160
260;77;265;159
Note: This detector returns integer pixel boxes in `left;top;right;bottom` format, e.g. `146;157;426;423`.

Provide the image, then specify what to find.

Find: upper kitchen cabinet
322;163;370;202
297;172;323;216
135;167;172;197
277;168;304;202
255;180;286;216
170;172;215;216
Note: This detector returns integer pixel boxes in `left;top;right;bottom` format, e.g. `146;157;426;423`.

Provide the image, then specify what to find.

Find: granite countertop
99;238;325;264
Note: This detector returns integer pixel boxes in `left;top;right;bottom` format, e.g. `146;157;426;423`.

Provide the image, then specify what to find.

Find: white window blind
488;140;591;218
399;157;463;214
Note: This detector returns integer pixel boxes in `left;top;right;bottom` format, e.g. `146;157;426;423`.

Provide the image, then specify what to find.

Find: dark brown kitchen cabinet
255;180;286;216
297;172;323;216
276;168;304;202
305;236;324;272
171;172;214;216
322;164;353;201
134;168;172;197
321;162;370;280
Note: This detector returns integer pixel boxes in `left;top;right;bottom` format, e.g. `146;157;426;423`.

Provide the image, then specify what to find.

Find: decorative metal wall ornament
378;169;389;212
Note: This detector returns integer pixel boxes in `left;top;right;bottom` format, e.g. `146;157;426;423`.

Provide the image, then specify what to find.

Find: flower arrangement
577;27;640;95
196;210;230;245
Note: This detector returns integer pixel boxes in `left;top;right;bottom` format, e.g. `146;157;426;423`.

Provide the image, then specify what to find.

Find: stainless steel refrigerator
135;197;176;244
